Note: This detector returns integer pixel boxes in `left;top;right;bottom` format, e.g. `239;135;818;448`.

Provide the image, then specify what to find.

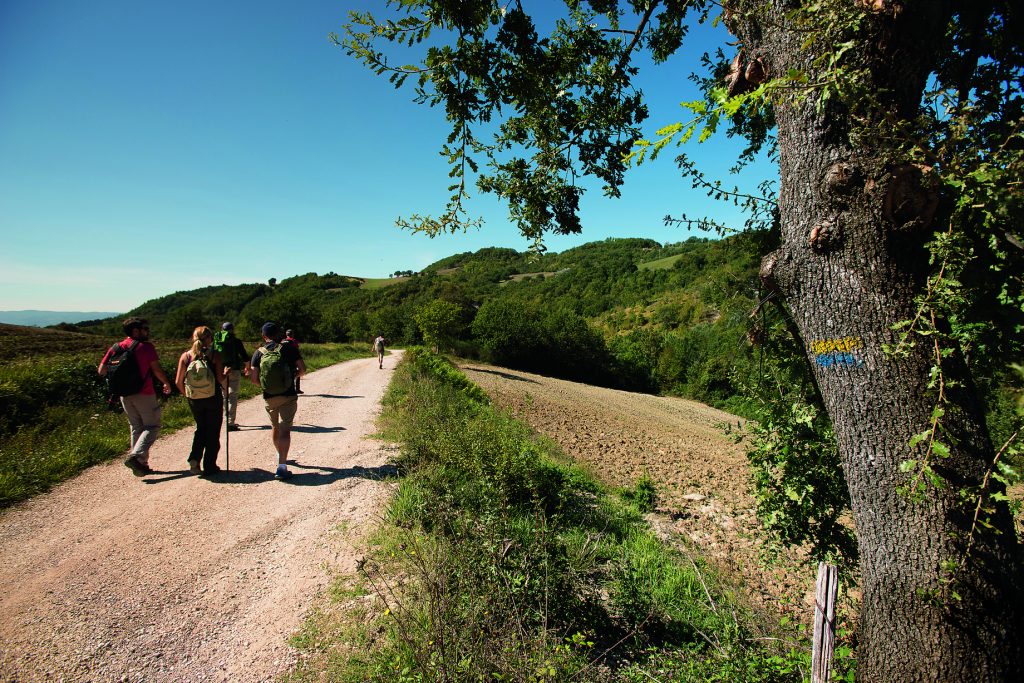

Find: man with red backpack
97;317;173;476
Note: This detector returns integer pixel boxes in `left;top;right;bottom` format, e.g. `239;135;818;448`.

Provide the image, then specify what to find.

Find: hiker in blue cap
250;322;305;480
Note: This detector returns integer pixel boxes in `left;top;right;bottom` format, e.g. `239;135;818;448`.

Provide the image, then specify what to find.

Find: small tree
415;299;464;352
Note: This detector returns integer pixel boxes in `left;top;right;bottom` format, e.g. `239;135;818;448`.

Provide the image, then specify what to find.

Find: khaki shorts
264;395;298;428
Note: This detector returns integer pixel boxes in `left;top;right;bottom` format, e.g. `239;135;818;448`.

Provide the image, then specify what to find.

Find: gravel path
0;352;402;683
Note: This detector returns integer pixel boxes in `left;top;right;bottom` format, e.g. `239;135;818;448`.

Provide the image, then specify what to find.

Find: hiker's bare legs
272;425;291;464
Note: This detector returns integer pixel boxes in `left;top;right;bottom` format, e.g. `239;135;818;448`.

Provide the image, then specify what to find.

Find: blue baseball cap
261;322;280;338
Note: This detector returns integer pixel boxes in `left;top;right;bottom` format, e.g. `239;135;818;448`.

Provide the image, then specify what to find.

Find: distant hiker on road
251;322;305;480
285;329;303;394
213;322;250;430
175;326;227;476
97;317;173;477
373;334;386;369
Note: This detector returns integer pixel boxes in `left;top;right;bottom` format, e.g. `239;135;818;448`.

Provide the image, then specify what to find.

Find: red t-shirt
102;337;159;395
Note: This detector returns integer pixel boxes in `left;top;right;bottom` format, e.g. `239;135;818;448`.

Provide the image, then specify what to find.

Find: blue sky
0;1;771;312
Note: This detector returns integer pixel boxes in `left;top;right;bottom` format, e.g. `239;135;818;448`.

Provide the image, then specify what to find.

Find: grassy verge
0;342;370;508
288;348;854;682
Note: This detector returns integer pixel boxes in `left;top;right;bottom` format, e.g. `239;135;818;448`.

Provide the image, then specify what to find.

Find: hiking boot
201;464;222;477
227;424;240;432
124;456;147;477
188;459;201;475
274;465;293;481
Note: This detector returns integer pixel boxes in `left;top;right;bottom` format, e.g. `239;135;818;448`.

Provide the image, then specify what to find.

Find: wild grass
0;341;369;508
636;254;684;271
288;347;836;682
361;277;407;290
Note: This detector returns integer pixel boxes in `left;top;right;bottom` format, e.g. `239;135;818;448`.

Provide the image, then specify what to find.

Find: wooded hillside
70;234;768;409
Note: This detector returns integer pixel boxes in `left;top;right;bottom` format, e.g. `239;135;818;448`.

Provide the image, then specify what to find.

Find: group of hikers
97;317;385;482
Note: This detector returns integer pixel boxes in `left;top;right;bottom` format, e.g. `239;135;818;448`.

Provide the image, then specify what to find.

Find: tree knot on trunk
725;50;767;96
809;220;844;254
824;162;860;195
759;249;789;296
884;164;939;232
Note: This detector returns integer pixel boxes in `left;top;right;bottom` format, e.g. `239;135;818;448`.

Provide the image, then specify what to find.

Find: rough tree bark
733;2;1024;680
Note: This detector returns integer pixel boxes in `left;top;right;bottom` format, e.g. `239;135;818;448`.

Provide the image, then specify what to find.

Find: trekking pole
224;382;230;471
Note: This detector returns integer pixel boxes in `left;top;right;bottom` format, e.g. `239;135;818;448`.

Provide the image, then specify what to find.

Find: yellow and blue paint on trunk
811;336;865;369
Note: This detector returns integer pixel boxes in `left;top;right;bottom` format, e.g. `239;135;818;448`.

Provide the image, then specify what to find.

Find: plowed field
459;362;831;626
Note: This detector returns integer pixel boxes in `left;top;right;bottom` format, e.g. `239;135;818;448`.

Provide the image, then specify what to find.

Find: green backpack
258;343;292;395
184;351;217;399
213;330;239;368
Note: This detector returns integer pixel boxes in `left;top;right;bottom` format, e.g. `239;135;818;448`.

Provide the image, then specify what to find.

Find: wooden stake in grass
812;562;838;683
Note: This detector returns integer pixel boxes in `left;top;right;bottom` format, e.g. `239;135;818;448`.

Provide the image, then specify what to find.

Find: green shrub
630;473;658;513
0;357;108;435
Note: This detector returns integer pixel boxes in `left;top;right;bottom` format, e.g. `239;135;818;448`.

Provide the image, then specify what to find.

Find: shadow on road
303;394;364;399
143;463;401;486
291;424;347;433
144;468;275;484
143;470;194;484
282;462;400;486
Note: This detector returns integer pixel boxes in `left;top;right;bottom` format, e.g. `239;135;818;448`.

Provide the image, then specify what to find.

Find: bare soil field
459;362;829;627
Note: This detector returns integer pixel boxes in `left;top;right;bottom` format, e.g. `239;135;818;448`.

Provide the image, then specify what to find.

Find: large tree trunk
738;2;1024;680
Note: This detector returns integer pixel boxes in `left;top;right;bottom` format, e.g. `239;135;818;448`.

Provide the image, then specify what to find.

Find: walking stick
224;380;230;471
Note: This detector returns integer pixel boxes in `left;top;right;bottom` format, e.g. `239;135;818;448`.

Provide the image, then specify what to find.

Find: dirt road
0;352;401;683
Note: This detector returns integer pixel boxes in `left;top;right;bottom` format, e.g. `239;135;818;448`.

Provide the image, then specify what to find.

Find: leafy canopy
339;1;719;242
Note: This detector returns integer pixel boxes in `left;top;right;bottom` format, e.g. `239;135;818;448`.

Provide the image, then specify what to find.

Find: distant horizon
0;310;124;327
0;309;124;314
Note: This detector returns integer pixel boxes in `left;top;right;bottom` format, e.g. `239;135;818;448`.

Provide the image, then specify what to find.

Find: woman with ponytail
174;326;226;476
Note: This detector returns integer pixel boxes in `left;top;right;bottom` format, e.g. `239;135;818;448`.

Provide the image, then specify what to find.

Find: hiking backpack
257;343;292;395
105;340;148;397
213;330;239;369
184;351;217;399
